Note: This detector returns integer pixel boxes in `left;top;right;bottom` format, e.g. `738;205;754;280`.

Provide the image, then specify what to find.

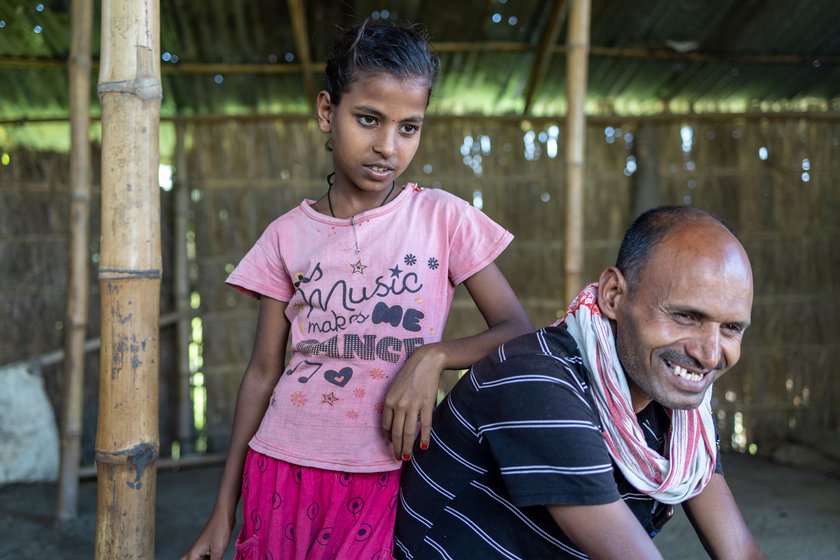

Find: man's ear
316;91;333;133
597;267;627;320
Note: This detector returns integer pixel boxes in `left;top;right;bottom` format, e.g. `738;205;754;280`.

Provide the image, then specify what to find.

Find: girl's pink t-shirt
226;184;513;472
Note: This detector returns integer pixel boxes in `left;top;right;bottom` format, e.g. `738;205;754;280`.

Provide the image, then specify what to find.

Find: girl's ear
316;91;334;133
597;267;627;320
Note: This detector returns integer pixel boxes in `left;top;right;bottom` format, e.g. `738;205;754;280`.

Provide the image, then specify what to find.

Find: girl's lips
363;164;394;180
365;164;393;173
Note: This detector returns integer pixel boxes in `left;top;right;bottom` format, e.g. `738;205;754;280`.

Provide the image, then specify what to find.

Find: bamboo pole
174;123;193;455
55;0;93;522
94;0;162;557
563;0;591;303
632;122;662;217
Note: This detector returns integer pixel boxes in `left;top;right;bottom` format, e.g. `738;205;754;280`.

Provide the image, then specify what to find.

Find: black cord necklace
326;172;395;218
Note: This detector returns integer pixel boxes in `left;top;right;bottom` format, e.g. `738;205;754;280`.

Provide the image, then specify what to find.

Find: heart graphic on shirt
325;367;353;387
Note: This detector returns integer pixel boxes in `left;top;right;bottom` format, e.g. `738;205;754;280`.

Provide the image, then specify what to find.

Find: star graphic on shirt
389;265;403;278
322;392;339;406
350;259;367;275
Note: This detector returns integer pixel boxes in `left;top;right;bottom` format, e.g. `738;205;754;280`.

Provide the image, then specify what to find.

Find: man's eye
401;124;419;135
358;115;377;126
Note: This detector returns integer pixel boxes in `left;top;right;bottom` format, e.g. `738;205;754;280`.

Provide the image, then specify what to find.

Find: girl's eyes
355;115;420;135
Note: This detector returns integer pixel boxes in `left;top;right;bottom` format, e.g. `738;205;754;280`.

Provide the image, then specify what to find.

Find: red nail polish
402;454;411;461
420;443;429;450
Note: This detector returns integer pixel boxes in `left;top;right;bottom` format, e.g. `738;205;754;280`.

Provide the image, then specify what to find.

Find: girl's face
316;73;430;199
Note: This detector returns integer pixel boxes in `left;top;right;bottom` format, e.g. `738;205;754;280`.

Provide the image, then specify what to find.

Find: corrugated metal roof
0;0;838;120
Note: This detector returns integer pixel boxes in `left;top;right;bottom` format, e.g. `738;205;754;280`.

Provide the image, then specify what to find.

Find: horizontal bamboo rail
1;310;196;371
4;110;840;127
79;453;226;479
2;45;838;71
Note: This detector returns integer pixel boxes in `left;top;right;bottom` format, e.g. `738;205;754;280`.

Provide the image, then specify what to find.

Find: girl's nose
373;129;398;158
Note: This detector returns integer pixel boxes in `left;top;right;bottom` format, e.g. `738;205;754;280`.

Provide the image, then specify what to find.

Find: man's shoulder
470;324;587;385
502;323;583;364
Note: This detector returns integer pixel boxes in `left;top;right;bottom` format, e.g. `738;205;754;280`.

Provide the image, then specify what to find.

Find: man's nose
690;323;723;370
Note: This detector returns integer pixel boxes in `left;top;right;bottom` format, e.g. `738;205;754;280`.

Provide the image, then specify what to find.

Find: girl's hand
381;263;533;460
382;344;445;459
180;509;235;560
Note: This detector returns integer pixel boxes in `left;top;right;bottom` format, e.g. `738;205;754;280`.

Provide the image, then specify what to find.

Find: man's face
603;224;753;411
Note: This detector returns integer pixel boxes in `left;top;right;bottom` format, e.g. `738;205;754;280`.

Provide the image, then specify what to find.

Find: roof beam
1;45;837;74
286;0;316;104
523;0;568;114
0;56;325;74
5;109;840;127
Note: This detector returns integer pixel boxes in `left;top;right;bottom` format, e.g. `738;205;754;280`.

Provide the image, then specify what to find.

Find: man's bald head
615;206;742;295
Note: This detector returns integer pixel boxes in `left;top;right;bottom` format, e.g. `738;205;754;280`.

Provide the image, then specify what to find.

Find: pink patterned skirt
234;449;400;560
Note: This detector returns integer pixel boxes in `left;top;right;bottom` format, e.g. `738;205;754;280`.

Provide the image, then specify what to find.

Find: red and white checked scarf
558;283;717;504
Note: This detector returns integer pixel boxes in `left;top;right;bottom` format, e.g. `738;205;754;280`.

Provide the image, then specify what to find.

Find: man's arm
548;501;664;560
683;472;766;559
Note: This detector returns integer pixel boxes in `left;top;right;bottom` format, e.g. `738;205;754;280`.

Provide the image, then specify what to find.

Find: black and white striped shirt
394;325;705;559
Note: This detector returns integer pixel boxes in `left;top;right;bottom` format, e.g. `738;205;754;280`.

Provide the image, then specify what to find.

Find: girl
182;21;532;560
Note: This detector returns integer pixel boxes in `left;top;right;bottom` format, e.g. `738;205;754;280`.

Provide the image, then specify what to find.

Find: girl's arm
382;262;533;459
181;296;289;560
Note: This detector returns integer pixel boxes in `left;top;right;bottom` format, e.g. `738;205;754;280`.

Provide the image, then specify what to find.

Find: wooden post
632;122;662;217
55;0;93;522
563;0;591;303
95;0;162;557
174;122;193;455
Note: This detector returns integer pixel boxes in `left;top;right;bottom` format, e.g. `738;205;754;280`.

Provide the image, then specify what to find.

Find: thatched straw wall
187;115;839;458
2;114;837;466
0;148;180;463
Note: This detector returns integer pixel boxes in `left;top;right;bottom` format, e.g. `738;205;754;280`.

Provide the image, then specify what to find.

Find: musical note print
284;360;324;384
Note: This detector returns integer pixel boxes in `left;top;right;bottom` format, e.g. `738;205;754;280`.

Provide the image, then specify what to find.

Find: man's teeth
673;365;702;382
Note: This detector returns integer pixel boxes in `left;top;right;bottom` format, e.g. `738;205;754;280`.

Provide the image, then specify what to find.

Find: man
394;206;766;559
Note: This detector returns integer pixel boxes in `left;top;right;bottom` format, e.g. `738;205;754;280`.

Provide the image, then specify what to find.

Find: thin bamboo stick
286;0;315;104
174;123;193;455
563;0;591;303
523;0;567;114
632;122;662;217
5;110;840;128
0;55;323;74
2;310;196;371
55;0;93;522
79;453;227;479
3;46;838;69
94;0;162;557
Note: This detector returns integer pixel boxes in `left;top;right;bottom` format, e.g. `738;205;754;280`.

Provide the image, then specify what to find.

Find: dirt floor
1;452;839;559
